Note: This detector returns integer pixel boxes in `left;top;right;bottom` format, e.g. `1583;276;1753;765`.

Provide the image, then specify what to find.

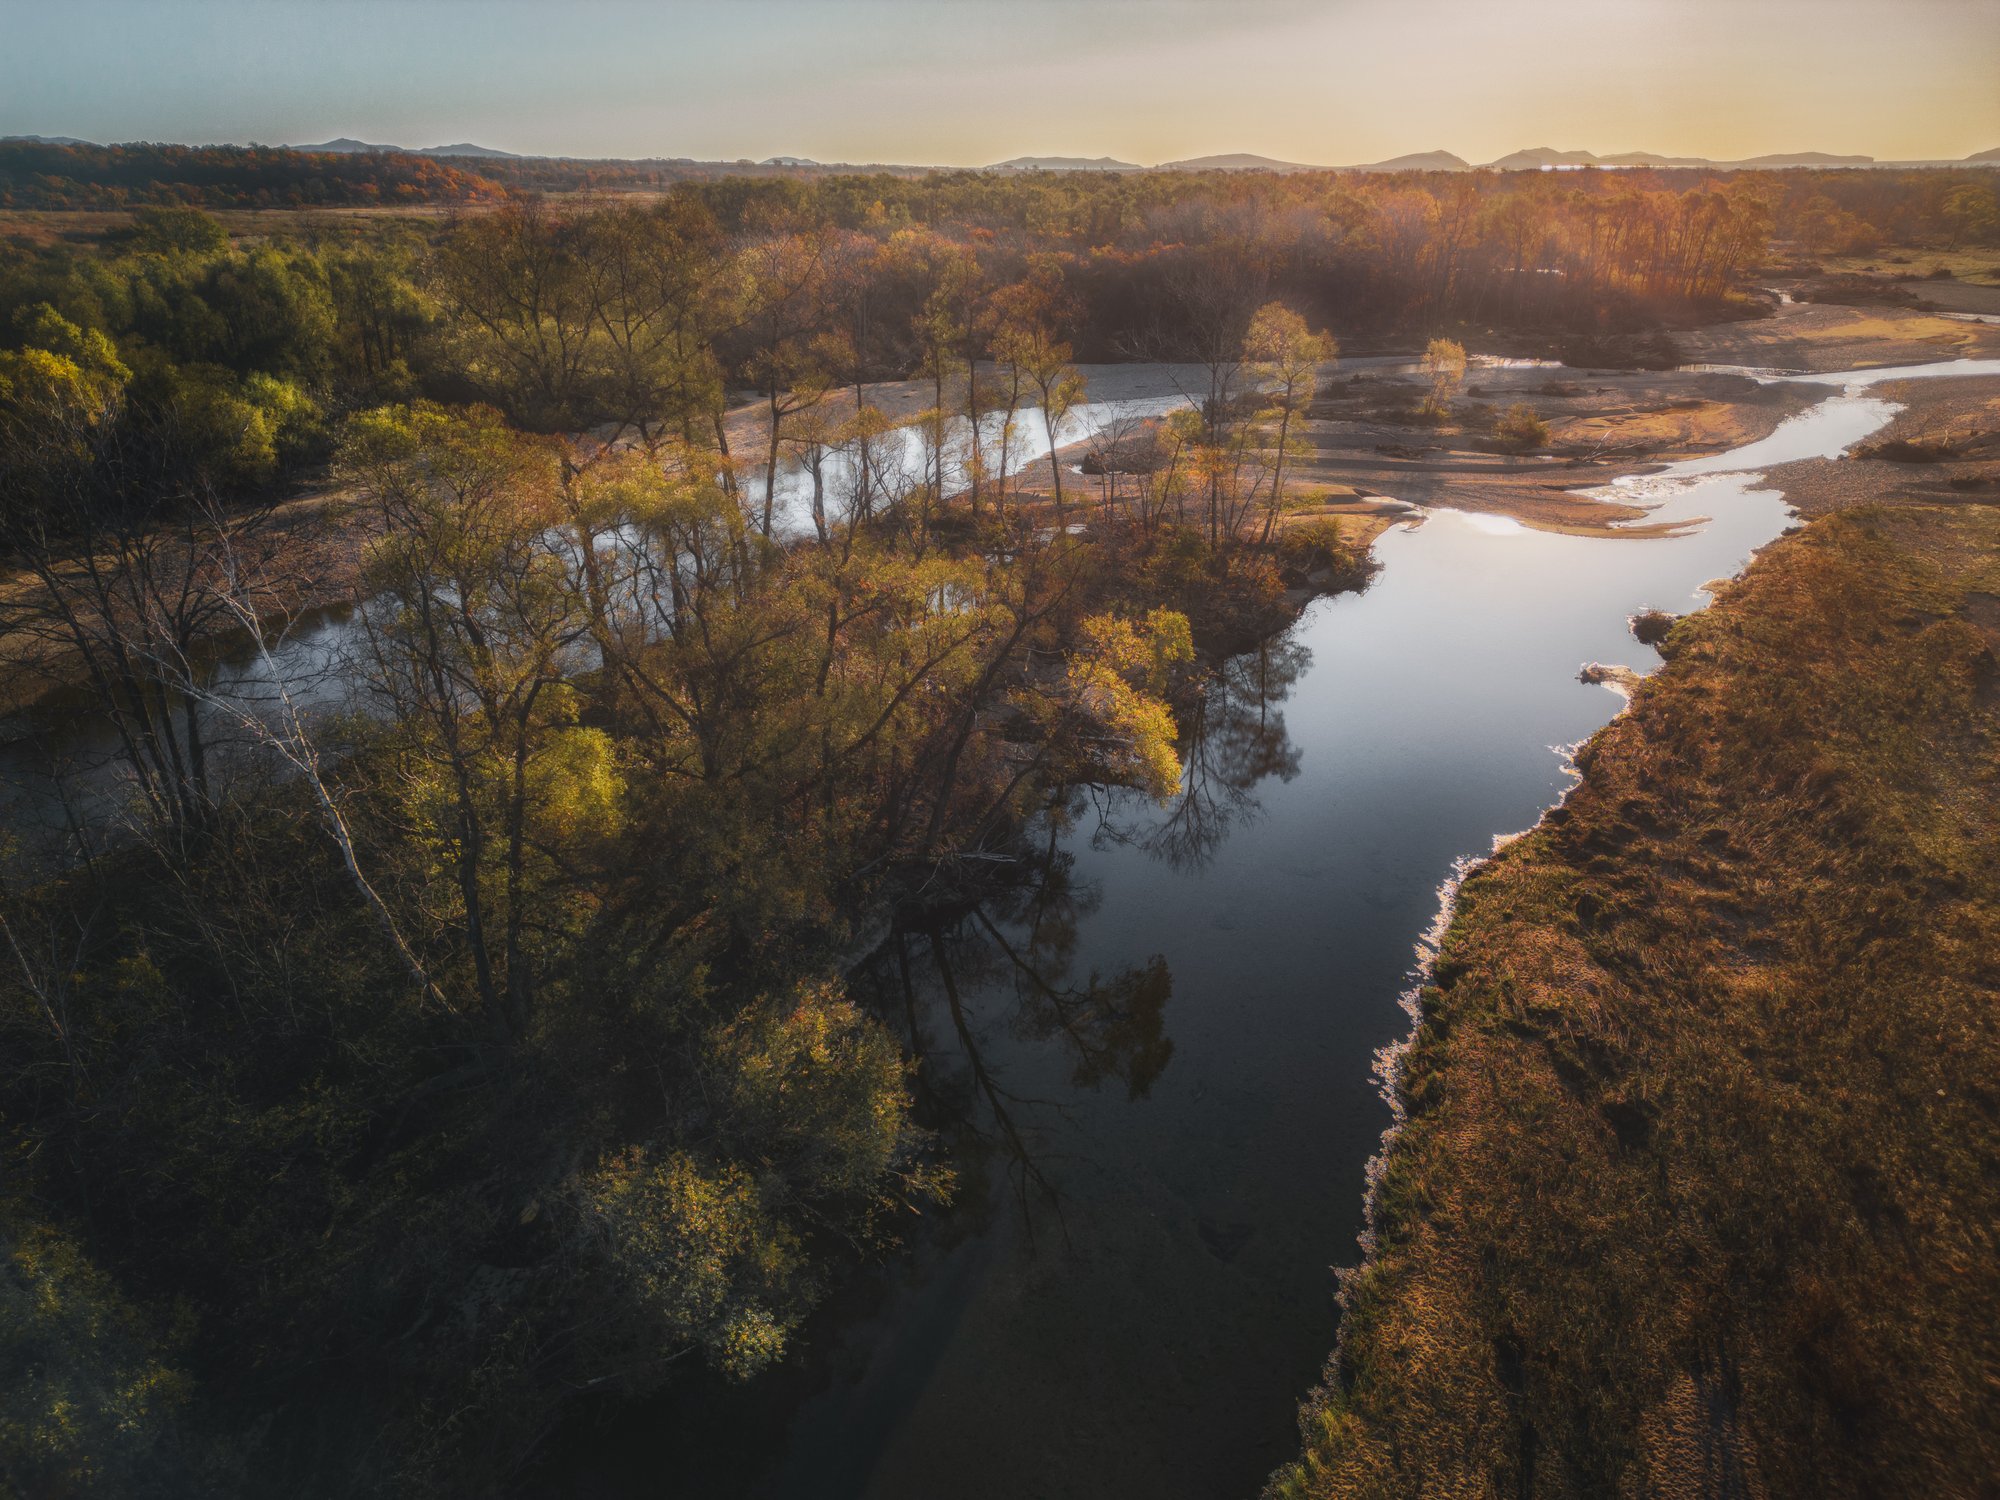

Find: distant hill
291;137;401;154
1734;150;1873;166
1157;153;1322;172
1;133;97;147
1485;146;1602;170
941;144;1982;175
989;155;1141;172
762;156;819;167
1348;150;1472;172
1597;151;1712;167
1477;146;1885;171
422;142;519;159
1483;147;1708;170
292;137;520;159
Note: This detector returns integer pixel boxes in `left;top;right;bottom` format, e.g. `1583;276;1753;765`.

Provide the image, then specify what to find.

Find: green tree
0;1198;199;1498
127;204;229;258
343;402;609;1036
1942;183;2000;249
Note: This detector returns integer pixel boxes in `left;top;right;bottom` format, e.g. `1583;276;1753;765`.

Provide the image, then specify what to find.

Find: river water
551;356;2000;1498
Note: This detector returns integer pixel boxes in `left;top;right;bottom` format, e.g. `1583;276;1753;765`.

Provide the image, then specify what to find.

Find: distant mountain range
7;134;1995;173
995;144;1987;173
1479;145;1877;171
1002;150;1467;173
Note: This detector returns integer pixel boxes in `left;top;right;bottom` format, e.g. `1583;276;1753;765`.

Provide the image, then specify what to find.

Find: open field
1817;246;2000;287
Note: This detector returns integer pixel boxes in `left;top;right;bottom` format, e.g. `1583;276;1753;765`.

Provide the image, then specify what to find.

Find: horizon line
5;133;1997;170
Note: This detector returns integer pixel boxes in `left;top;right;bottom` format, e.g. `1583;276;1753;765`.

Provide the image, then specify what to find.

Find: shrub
1629;609;1678;648
1280;519;1373;592
1855;436;1959;463
1494;403;1550;453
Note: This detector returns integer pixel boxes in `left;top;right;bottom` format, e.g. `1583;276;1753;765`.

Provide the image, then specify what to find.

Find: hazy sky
5;0;1996;165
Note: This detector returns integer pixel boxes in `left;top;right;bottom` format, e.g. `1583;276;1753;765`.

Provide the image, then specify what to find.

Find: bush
1629;609;1678;648
0;1198;202;1496
1855;436;1959;463
1555;330;1684;370
1280;519;1373;592
127;204;229;258
1494;403;1550;453
1797;274;1924;308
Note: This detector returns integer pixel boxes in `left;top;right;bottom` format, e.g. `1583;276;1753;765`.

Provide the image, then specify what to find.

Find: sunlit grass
1275;502;2000;1498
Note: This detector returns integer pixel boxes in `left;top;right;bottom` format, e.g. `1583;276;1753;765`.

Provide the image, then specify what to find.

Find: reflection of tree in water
982;913;1172;1102
865;831;1173;1239
855;631;1303;1239
1094;631;1311;872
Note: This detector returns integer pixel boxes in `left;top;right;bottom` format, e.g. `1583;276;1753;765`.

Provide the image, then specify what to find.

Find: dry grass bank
1272;492;2000;1498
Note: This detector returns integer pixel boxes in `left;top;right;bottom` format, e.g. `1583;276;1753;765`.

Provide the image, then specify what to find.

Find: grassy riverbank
1273;490;2000;1496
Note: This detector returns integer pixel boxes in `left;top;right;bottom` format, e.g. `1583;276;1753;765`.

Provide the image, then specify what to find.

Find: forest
0;141;502;210
0;162;1995;1495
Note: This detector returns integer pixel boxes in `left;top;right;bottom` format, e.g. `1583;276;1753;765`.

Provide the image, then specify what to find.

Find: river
548;356;2000;1498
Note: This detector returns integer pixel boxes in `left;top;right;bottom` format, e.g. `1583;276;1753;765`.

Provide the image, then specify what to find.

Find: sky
4;0;1996;166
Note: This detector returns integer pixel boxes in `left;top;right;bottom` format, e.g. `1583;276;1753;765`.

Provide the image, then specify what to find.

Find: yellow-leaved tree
1049;609;1196;801
1420;336;1467;421
1244;303;1338;543
344;401;622;1039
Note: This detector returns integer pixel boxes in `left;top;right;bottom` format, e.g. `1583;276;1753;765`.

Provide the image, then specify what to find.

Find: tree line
11;145;1995;336
0;140;502;210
